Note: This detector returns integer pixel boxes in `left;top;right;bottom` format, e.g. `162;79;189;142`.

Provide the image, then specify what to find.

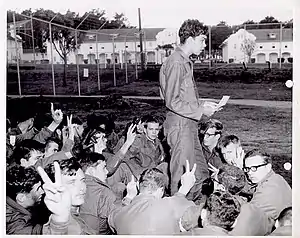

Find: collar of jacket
132;193;158;203
6;196;32;216
175;47;193;65
85;174;110;189
202;224;229;234
257;169;275;187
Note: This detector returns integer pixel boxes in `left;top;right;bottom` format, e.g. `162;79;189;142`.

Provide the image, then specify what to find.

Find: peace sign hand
67;115;75;140
208;162;219;180
51;103;63;124
178;160;197;196
126;124;137;146
37;162;71;223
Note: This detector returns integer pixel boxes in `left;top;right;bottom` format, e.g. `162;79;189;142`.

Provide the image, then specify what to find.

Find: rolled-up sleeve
163;62;204;120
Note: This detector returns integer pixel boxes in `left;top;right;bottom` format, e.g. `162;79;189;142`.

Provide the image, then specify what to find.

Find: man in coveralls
159;19;220;204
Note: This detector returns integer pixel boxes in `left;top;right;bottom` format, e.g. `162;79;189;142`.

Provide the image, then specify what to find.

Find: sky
5;0;295;28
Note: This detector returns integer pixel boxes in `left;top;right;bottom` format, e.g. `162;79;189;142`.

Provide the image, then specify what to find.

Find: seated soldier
108;161;196;235
269;206;292;236
198;119;224;169
218;135;244;169
10;139;46;169
231;149;292;236
6;165;46;234
181;191;241;235
113;115;148;154
79;152;138;234
38;159;96;235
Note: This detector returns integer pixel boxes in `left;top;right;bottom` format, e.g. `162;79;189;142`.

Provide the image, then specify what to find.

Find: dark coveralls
159;47;209;203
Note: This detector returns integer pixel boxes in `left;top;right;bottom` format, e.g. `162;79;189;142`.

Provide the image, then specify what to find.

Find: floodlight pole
13;12;21;96
138;8;145;72
208;25;211;69
49;13;58;96
134;33;138;80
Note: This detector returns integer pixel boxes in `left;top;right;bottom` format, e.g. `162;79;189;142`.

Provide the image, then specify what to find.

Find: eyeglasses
243;163;268;173
204;131;222;137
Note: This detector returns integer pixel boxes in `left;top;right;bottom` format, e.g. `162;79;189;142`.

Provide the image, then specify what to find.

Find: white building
46;28;166;65
221;28;293;63
7;20;28;63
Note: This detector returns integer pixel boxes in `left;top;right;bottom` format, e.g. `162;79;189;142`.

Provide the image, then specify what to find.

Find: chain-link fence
7;11;148;96
7;11;293;96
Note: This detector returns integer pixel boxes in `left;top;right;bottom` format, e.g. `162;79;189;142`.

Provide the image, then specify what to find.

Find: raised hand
37;162;71;223
179;160;197;196
208;162;219;180
126;175;138;199
51;103;63;124
67;115;75;140
125;124;137;146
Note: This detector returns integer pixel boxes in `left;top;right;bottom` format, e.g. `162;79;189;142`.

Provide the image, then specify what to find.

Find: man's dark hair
277;207;292;227
218;165;246;195
44;158;82;183
79;152;106;172
178;19;206;44
199;119;223;143
204;191;241;231
139;168;168;193
6;165;41;200
45;137;62;151
244;149;272;165
218;135;240;149
143;115;162;128
11;139;45;164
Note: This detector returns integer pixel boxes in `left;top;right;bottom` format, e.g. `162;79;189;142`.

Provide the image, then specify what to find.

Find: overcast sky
6;0;294;28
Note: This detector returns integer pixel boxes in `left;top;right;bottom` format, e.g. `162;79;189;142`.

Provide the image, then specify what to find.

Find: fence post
49;14;57;96
279;23;283;69
13;12;21;96
124;36;128;84
208;25;211;69
96;33;100;91
75;30;81;96
134;37;138;80
30;14;36;68
112;35;117;87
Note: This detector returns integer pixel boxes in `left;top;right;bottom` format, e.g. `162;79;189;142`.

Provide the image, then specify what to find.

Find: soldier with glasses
230;149;292;236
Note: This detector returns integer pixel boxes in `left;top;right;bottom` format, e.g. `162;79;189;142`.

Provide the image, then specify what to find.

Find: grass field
7;65;292;101
7;96;292;186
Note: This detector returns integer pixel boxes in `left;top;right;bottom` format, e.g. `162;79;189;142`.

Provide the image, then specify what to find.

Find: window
260;46;263;49
268;33;276;39
90;46;93;49
285;45;288;48
272;46;275;48
101;47;104;49
149;42;152;47
126;46;128;48
137;45;140;48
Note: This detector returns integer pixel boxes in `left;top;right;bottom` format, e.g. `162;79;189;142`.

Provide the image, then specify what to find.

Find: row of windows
89;45;140;50
234;44;288;49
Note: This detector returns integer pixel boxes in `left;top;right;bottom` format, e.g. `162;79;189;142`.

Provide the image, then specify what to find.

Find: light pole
12;12;21;96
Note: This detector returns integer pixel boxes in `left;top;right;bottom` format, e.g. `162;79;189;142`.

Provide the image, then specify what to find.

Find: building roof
247;28;293;42
82;28;165;43
220;28;293;47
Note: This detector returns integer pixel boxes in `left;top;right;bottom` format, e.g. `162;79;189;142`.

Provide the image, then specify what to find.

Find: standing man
160;19;219;203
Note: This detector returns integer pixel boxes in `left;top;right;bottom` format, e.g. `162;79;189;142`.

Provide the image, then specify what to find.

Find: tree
106;12;132;29
156;28;178;58
242;20;259;30
259;16;280;29
209;21;232;53
44;10;84;86
241;37;256;63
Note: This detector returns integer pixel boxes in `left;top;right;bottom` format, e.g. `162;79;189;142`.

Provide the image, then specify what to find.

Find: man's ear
16;193;26;205
20;158;28;168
